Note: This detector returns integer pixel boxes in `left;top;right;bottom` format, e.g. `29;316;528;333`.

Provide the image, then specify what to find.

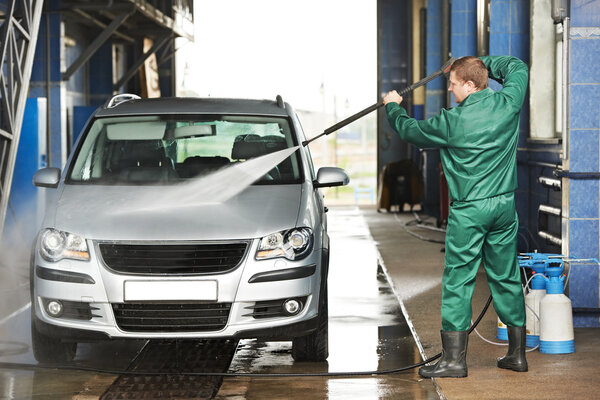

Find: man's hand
383;90;403;106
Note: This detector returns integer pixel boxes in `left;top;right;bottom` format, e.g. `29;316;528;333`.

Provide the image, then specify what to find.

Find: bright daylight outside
176;0;378;205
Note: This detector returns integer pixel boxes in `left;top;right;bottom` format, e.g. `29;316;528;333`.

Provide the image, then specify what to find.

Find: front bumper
33;311;320;342
32;238;324;340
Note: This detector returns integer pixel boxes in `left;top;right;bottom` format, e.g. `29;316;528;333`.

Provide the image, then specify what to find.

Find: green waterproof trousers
442;192;525;331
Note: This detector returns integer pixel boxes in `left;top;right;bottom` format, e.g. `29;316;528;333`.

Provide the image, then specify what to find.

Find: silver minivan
30;94;348;363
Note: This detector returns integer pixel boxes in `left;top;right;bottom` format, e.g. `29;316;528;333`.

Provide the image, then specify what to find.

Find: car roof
94;97;291;118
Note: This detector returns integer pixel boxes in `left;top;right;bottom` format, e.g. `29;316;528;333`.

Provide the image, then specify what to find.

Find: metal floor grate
100;339;239;400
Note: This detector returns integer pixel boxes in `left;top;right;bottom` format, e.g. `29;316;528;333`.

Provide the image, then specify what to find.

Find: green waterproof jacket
385;56;529;202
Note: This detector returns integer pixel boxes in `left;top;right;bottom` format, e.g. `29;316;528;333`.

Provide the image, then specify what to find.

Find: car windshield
68;115;302;185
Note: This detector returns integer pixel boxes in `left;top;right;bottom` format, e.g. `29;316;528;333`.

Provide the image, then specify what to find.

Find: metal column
0;0;45;238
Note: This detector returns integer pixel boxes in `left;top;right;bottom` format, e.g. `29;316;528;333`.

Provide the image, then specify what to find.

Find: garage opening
177;0;378;205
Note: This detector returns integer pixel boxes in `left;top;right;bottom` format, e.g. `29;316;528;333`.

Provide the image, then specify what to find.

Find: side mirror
33;167;61;188
314;167;349;188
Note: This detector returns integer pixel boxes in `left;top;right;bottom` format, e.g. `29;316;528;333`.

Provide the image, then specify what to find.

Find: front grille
98;242;248;274
112;302;231;332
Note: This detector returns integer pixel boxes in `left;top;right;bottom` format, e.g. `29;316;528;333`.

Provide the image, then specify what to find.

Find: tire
291;283;329;362
31;317;77;363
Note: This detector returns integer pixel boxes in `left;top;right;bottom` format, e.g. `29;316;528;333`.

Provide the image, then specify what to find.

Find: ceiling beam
62;10;133;81
69;9;136;43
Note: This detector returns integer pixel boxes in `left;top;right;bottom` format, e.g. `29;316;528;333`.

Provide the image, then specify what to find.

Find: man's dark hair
451;56;489;89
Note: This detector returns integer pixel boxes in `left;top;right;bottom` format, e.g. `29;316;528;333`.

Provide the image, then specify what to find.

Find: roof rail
276;94;285;109
106;93;141;109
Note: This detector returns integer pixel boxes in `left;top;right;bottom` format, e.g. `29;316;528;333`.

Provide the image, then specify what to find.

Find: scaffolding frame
0;0;44;238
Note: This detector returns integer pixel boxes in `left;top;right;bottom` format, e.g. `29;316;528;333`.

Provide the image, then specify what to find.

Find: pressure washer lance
302;57;456;147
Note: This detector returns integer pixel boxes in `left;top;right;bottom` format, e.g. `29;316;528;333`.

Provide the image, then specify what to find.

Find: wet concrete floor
0;207;438;399
364;206;600;400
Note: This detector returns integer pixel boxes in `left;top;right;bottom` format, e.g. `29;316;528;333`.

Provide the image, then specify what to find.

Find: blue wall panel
570;85;600;129
450;0;476;58
569;130;600;172
571;39;600;83
567;5;600;327
571;0;600;27
569;180;599;219
90;42;114;105
31;14;61;83
422;0;446;218
489;0;529;62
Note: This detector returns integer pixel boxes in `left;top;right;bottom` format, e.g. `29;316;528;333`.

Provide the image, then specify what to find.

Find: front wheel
291;284;328;362
31;318;77;363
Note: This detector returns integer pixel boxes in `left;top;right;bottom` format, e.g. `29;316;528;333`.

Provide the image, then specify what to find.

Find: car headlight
39;228;90;262
256;228;313;261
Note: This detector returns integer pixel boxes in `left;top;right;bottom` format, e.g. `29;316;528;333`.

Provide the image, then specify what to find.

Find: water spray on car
107;58;456;214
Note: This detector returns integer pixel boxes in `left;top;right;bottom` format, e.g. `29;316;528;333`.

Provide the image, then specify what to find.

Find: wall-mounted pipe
562;18;570;162
554;170;600;180
560;16;570;262
517;160;560;169
442;0;451;108
476;0;490;56
45;5;51;168
551;0;569;23
539;231;562;246
539;204;561;216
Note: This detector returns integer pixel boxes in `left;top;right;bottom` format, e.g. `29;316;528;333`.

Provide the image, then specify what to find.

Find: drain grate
100;339;238;400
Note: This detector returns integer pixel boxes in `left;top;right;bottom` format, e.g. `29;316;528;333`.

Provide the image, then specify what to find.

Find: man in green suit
383;56;529;378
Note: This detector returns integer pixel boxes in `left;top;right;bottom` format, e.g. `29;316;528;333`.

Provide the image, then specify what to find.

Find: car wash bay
1;0;600;399
0;206;599;399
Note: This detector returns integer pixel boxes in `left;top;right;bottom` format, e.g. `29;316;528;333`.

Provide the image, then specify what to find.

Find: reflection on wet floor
222;207;436;399
0;207;438;399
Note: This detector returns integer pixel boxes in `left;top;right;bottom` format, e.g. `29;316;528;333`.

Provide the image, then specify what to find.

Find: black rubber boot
497;326;528;372
419;330;468;378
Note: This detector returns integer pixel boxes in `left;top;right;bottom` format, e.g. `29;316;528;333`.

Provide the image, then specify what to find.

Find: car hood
50;184;303;241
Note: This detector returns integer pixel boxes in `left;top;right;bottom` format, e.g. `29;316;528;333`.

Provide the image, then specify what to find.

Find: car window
68;115;302;185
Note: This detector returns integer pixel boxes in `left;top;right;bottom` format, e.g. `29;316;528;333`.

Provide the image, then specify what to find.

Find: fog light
46;300;63;317
283;299;302;315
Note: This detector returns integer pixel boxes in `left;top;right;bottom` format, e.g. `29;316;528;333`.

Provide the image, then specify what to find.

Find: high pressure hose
0;295;493;377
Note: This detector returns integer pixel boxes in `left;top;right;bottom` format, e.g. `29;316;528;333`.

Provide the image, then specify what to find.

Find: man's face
448;71;472;103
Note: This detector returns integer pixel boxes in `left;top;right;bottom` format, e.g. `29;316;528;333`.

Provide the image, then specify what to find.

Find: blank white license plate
124;280;218;301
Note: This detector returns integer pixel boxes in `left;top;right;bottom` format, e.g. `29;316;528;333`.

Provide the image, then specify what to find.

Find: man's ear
466;80;477;91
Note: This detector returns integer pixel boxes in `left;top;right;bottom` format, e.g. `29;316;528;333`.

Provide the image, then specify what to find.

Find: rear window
67;115;302;185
